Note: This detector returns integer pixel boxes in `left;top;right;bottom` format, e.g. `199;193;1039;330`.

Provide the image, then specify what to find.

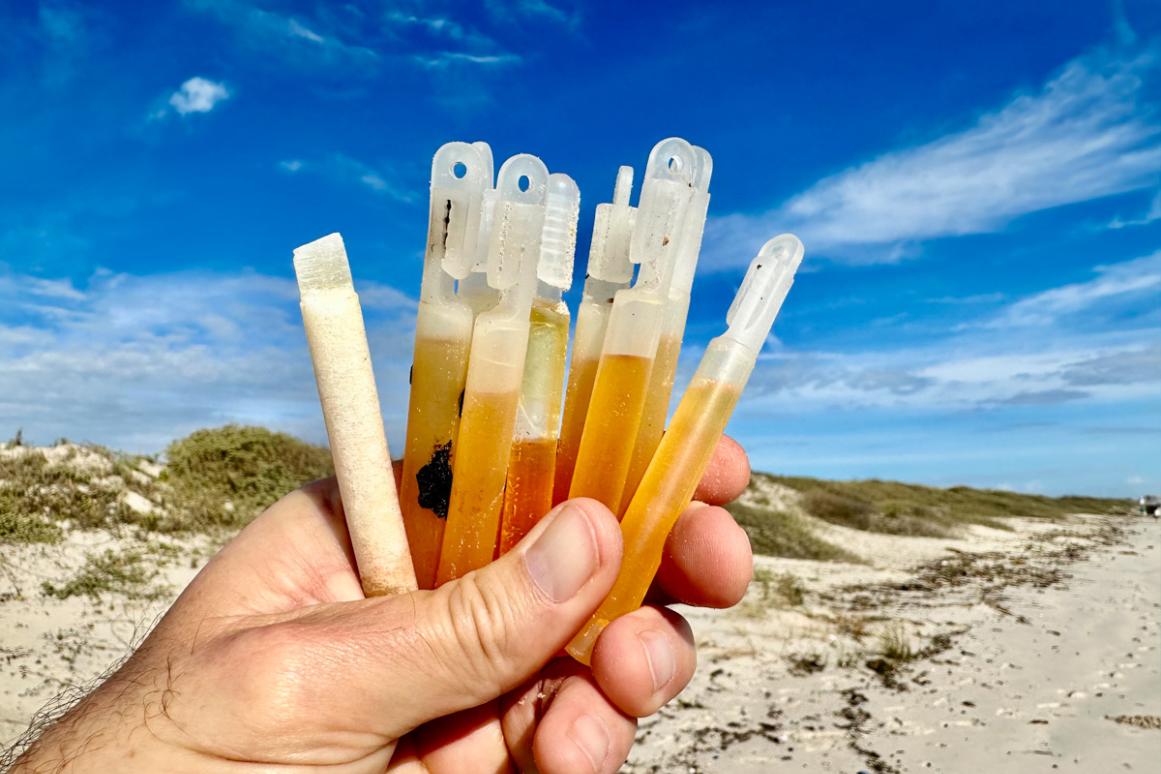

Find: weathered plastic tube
568;138;702;513
500;174;580;553
618;146;712;514
399;142;490;589
567;234;806;663
553;166;635;505
294;233;418;596
436;155;549;583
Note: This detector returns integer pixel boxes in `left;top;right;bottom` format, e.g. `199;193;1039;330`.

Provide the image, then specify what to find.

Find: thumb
322;498;622;735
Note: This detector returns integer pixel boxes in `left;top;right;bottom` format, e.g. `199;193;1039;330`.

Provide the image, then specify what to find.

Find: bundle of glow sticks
293;137;805;663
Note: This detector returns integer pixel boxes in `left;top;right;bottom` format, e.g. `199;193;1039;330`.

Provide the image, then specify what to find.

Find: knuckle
437;572;522;691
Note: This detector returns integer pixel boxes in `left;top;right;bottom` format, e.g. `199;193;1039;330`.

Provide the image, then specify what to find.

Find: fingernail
568;713;610;772
640;630;675;693
524;503;598;603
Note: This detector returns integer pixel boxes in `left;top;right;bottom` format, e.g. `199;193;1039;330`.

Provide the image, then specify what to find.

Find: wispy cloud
986;251;1161;327
184;0;379;70
412;51;522;69
277;154;415;203
707;45;1161;266
0;268;415;452
1108;188;1161;229
485;0;580;29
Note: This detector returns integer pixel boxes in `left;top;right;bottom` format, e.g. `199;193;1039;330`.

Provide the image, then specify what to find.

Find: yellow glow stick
436;155;549;583
500;174;580;552
553;166;636;505
398;142;490;588
568;138;708;512
568;234;805;663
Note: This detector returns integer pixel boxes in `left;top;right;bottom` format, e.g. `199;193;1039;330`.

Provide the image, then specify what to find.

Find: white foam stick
293;233;417;595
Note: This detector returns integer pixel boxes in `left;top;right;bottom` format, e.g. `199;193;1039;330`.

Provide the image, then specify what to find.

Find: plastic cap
486;154;549;291
429;142;489;280
630;137;699;291
538;173;580;290
586;166;635;284
293;232;351;291
669;143;713;293
725;234;806;352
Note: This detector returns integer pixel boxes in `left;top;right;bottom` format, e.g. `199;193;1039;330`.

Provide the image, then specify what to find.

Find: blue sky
1;0;1159;497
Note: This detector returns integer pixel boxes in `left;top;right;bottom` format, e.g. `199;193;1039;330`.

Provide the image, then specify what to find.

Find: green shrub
163;425;333;530
728;501;861;562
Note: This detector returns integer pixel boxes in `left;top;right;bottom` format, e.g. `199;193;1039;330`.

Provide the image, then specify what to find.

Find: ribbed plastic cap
630;137;698;292
725;234;806;352
486;154;549;291
293;232;351;291
538;173;580;291
586;166;635;284
429;142;490;280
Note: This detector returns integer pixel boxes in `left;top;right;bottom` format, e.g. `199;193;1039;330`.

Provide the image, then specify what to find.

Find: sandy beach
629;514;1160;772
1;445;1156;771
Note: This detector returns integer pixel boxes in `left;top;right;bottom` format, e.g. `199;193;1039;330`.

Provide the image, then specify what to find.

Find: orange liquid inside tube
435;388;520;584
618;334;682;515
552;354;599;505
399;336;470;589
567;353;653;512
499;302;569;552
567;378;741;664
499;436;558;553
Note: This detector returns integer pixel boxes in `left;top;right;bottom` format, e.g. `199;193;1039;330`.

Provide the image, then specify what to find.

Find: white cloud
706;46;1161;266
988;251;1161;327
728;250;1161;413
277;154;415;203
167;76;230;115
0;268;416;452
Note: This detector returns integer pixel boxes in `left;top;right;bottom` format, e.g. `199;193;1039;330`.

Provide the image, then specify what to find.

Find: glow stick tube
618;146;712;514
436;155;549;583
568;138;702;512
553;166;635;505
500;174;580;553
399;142;489;589
567;234;805;663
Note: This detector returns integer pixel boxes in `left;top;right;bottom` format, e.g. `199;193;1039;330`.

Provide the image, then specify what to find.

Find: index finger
691;435;751;505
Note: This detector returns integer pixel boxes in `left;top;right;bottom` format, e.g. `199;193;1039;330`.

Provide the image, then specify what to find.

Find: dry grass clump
162;425;333;530
40;548;164;601
750;567;807;607
727;500;861;562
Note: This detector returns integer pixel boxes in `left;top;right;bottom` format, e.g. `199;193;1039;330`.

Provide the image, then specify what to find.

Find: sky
1;0;1159;497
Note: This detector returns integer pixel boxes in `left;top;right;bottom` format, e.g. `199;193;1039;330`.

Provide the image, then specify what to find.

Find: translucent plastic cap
724;234;806;353
538;173;580;291
428;142;490;279
630;138;700;292
586;166;635;284
486;154;549;291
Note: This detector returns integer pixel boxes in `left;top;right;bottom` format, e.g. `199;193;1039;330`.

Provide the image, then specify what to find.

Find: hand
15;437;753;773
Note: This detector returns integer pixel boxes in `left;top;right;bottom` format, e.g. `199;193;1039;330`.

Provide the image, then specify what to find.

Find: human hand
15;437;753;773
